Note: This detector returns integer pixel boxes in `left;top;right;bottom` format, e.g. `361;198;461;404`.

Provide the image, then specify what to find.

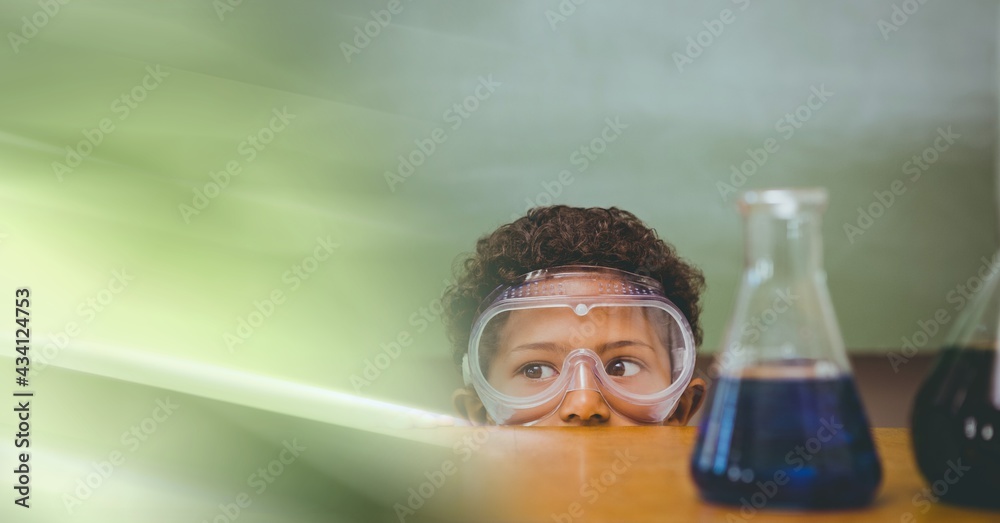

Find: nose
557;389;612;425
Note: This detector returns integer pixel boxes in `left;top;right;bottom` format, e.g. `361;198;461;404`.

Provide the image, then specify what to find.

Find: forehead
498;306;663;347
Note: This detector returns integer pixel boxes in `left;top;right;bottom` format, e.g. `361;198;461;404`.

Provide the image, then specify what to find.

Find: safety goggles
462;265;696;425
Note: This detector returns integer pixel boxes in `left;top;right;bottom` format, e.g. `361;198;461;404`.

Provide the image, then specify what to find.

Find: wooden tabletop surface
416;427;998;523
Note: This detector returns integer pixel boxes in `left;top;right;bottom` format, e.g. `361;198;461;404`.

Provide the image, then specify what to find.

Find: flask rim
739;188;828;217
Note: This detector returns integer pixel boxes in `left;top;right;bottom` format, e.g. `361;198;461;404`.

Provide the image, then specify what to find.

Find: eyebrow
600;340;657;353
509;340;657;354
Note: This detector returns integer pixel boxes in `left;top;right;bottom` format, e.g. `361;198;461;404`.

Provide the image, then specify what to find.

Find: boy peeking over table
443;206;707;426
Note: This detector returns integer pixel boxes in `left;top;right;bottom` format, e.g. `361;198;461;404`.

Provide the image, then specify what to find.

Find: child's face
454;266;706;426
482;307;685;426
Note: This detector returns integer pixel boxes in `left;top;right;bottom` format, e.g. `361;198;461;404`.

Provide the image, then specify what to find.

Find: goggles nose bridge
564;349;603;393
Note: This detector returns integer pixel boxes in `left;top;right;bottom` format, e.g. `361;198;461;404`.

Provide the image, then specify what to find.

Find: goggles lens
479;306;683;398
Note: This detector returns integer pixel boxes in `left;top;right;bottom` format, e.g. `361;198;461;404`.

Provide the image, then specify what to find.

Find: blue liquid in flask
691;367;882;509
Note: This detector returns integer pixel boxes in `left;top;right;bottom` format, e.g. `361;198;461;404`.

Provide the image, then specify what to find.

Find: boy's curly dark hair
442;205;706;365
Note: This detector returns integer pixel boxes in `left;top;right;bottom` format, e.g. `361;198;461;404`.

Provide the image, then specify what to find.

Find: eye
520;363;557;380
606;359;641;377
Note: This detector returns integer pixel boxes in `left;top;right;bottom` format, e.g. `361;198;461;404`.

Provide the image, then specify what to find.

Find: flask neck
744;209;824;281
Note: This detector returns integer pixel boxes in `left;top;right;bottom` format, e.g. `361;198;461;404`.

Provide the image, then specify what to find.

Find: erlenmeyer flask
691;188;882;509
911;251;1000;509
